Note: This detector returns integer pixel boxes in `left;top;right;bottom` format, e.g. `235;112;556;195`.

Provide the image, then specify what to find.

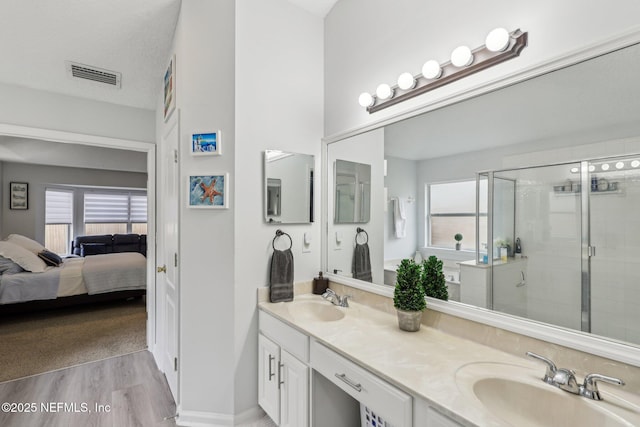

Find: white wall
1;161;147;243
383;156;418;261
235;0;324;417
327;129;385;284
0;82;154;143
155;0;324;422
324;0;640;137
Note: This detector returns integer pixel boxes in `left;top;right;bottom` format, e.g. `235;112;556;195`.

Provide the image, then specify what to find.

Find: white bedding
0;253;146;305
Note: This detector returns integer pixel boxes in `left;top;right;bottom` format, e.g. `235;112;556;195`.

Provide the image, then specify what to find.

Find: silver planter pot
396;309;423;332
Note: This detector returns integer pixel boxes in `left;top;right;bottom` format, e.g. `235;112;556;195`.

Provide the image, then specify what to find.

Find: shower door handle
516;271;526;287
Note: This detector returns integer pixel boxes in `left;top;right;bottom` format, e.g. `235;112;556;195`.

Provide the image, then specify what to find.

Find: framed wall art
191;131;222;156
188;174;228;209
10;182;28;210
163;55;176;122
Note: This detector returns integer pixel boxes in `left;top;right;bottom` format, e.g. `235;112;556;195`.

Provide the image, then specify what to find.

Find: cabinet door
258;334;280;425
280;349;309;427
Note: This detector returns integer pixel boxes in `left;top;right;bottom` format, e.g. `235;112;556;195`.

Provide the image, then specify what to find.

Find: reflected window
427;180;486;250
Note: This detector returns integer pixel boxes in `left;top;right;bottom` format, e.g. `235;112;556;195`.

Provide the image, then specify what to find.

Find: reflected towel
393;198;406;238
352;243;372;282
270;249;294;302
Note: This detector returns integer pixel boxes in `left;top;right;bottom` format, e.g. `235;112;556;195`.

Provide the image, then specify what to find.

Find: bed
0;234;147;315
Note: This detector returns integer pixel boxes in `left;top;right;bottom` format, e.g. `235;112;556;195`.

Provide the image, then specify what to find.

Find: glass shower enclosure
477;155;640;345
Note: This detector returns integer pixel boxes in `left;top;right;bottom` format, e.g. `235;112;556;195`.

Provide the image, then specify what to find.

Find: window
84;192;147;235
45;189;74;255
427;180;487;250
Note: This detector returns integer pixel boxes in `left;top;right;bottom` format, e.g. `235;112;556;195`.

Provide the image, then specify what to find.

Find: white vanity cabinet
258;311;310;427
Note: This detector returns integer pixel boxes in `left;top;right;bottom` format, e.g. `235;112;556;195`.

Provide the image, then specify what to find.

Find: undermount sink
286;300;345;322
456;362;639;427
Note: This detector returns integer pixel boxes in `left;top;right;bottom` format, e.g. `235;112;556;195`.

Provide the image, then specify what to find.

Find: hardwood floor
0;350;176;427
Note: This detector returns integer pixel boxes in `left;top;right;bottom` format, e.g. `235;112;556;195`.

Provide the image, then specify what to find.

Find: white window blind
84;192;147;223
46;190;73;224
130;195;148;222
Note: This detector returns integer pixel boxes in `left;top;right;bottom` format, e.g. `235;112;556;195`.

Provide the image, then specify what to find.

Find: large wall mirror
264;150;314;224
325;40;640;357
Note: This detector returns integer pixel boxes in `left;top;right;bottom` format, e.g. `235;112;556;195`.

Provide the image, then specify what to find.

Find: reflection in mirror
334;159;371;223
325;41;640;350
264;150;314;224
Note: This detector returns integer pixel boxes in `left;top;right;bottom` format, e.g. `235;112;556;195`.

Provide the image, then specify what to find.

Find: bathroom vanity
257;289;640;427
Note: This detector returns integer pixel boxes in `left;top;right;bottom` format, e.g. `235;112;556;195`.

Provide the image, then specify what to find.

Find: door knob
157;265;167;273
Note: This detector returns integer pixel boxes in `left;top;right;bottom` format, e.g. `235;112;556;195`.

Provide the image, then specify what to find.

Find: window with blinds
83;192;147;235
45;189;74;255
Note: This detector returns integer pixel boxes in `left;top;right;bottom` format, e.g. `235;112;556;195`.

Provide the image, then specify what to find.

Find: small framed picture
163;55;176;122
191;131;221;156
188;174;229;209
10;182;28;210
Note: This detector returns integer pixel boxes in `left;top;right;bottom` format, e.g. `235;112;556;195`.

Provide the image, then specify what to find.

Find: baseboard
176;406;264;426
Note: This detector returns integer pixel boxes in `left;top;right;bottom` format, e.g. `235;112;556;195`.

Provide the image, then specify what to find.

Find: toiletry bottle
515;237;522;259
313;271;328;295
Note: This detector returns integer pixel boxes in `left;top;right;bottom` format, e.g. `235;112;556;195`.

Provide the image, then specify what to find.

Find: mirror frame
321;28;640;367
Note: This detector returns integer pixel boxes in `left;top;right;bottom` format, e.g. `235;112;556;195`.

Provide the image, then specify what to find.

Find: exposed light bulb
632;160;640;168
451;45;474;67
421;60;442;79
358;92;374;108
601;163;610;171
485;28;510;52
616;161;625;169
397;72;416;90
588;165;596;172
376;83;393;100
570;167;579;173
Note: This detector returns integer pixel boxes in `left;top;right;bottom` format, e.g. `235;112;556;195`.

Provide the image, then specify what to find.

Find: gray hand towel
270;248;294;302
352;242;372;282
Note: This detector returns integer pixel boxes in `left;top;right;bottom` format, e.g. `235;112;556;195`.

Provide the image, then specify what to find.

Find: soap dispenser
313;271;328;295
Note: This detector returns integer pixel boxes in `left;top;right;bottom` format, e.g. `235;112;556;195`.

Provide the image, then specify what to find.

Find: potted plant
393;258;426;332
421;256;448;301
454;233;463;250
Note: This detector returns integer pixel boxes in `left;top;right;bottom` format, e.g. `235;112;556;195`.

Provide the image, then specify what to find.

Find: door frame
0;123;158;351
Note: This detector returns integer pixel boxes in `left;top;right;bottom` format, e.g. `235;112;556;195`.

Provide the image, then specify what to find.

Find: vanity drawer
310;340;412;427
259;310;309;362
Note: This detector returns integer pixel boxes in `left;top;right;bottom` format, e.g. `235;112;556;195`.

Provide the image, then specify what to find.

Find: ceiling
0;0;336;112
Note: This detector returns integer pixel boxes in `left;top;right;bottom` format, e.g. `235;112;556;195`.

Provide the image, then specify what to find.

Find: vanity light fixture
376;83;394;100
632;160;640;168
451;45;474;67
359;28;528;114
616;161;625;169
601;163;610;171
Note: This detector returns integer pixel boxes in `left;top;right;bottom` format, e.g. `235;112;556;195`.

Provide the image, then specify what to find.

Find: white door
258;334;281;424
158;111;180;398
280;349;309;427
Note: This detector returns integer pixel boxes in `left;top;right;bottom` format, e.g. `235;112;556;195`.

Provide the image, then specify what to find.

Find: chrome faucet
526;352;625;400
322;289;351;307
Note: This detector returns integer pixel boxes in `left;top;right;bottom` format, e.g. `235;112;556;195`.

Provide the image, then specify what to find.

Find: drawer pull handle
335;373;362;392
268;355;275;380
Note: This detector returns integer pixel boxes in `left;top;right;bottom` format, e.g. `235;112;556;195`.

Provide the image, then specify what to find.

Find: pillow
0;255;25;275
81;243;107;257
5;234;46;255
38;249;63;267
0;241;47;273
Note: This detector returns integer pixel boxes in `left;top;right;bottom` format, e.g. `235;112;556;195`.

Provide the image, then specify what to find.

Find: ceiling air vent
65;61;121;88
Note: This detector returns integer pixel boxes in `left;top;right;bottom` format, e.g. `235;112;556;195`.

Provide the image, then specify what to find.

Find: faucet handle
580;373;625;401
322;288;337;297
526;352;557;384
339;295;352;307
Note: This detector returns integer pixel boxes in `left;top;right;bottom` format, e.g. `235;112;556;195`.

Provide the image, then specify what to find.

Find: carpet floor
0;297;146;383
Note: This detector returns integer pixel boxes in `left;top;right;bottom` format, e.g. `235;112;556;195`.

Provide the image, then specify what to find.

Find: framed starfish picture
188;174;228;209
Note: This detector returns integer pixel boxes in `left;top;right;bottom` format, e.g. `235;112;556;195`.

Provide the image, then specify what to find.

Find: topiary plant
393;258;426;312
454;233;463;242
421;256;448;301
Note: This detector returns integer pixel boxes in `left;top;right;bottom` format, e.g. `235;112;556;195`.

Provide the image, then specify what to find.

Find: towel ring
273;229;293;250
355;227;368;245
